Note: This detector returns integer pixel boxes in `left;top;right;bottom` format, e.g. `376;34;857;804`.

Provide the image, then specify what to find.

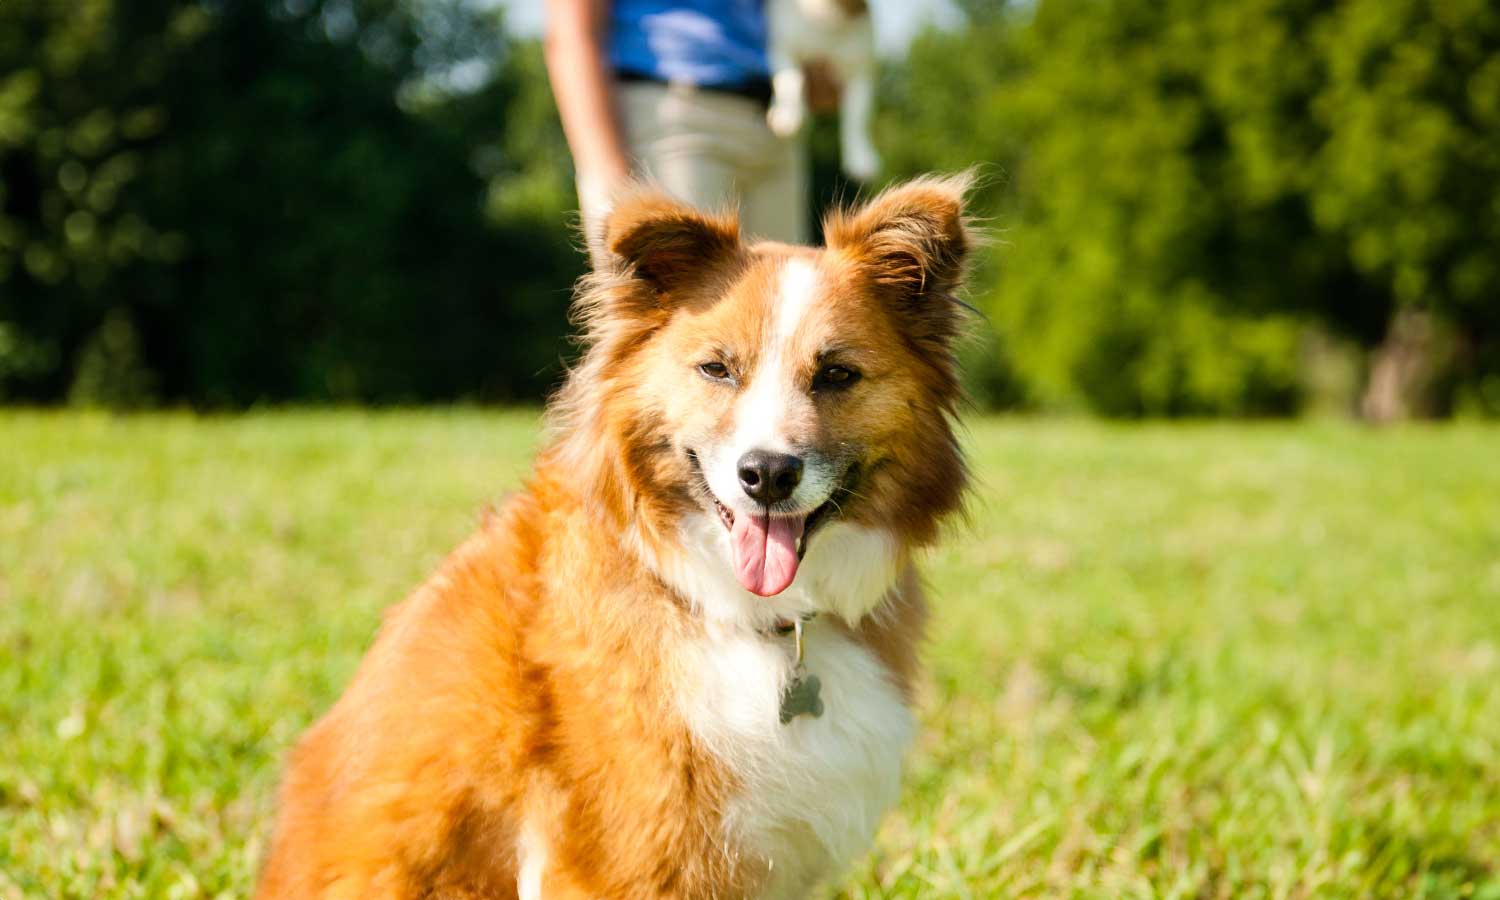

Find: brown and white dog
256;174;973;899
767;0;880;180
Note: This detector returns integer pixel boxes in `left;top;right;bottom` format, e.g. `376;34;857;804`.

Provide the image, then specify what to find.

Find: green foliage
2;412;1499;894
1311;0;1500;325
878;0;1500;415
66;308;155;408
0;0;581;407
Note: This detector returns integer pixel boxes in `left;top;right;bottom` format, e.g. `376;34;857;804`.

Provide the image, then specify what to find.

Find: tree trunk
1360;308;1437;423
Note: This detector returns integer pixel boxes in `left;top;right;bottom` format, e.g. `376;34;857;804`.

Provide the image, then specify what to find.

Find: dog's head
554;175;973;616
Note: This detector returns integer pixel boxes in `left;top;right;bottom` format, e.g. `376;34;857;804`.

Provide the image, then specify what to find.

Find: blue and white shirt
608;0;769;88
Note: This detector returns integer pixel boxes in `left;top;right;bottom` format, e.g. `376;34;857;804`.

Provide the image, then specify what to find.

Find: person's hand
802;60;843;115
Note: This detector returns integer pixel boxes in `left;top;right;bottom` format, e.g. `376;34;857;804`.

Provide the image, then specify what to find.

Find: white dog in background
766;0;881;181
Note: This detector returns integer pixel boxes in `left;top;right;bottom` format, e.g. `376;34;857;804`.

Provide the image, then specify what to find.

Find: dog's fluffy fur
256;174;973;899
766;0;881;180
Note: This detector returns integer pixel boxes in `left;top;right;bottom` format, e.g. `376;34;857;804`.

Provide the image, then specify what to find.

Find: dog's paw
767;101;807;138
841;139;881;182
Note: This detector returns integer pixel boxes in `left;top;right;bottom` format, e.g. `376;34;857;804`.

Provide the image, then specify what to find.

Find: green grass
2;411;1498;899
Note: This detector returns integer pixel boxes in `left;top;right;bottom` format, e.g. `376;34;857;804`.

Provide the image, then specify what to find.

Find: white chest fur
646;514;916;895
676;620;914;897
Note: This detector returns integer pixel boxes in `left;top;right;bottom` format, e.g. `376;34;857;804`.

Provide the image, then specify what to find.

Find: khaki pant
579;81;809;246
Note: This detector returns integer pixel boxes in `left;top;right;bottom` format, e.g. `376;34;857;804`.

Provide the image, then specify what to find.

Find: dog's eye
698;361;732;381
814;365;860;390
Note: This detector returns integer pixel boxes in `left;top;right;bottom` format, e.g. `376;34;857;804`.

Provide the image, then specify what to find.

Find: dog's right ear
596;189;742;293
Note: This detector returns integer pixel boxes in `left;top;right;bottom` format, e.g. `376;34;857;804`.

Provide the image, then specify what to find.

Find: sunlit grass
1;411;1497;898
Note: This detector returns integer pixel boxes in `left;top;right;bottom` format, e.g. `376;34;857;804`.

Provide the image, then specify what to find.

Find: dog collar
768;613;815;637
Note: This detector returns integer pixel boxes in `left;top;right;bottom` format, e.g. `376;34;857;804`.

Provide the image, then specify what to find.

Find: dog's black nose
737;450;803;504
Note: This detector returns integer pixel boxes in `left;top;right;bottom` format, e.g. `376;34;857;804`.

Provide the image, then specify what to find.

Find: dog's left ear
824;173;975;350
598;188;742;294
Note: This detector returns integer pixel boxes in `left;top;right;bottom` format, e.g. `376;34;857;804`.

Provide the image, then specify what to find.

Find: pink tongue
730;511;805;597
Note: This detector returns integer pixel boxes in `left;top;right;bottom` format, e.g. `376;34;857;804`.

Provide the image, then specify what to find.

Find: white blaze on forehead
773;256;820;348
732;257;820;452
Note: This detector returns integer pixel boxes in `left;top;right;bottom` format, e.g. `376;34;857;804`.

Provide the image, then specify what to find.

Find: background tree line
1;0;581;407
3;0;1497;416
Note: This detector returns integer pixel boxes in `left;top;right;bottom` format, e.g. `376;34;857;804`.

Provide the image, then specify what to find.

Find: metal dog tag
779;671;823;724
779;618;823;724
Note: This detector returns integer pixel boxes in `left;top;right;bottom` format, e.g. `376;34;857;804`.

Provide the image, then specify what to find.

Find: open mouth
704;491;838;561
686;450;855;597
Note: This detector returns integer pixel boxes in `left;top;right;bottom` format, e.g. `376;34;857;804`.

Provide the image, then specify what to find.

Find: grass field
2;411;1498;899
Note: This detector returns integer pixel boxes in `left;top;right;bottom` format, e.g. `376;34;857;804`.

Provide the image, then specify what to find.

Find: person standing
544;0;809;245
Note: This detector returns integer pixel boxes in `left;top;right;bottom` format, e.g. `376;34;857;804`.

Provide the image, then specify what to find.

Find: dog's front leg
766;50;808;138
839;66;880;181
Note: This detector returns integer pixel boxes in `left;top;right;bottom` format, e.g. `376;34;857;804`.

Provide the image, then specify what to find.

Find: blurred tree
878;0;1500;417
0;0;580;406
0;0;187;399
1303;0;1500;418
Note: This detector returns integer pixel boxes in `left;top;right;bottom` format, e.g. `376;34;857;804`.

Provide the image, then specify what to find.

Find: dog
255;174;973;899
766;0;881;181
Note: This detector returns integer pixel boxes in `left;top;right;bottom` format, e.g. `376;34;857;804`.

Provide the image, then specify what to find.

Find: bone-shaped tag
779;672;824;724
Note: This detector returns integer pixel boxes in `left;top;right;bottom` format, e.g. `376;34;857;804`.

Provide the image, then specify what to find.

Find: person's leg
738;122;810;245
584;82;808;246
577;81;741;247
622;82;742;212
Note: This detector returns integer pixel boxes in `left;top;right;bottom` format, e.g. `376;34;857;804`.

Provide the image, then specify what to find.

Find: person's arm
545;0;631;190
